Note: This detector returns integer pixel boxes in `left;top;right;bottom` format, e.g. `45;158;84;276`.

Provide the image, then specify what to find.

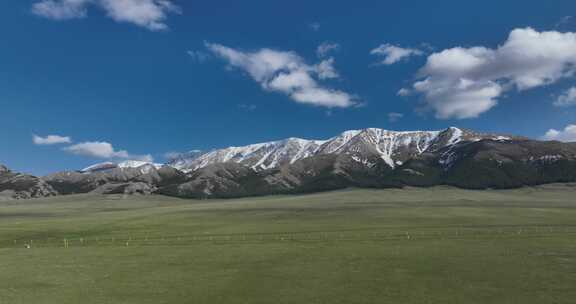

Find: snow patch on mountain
448;127;463;145
81;160;163;174
81;162;117;173
118;160;162;169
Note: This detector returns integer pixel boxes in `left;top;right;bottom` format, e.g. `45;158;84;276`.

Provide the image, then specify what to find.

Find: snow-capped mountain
169;127;516;172
118;160;163;171
5;126;576;200
81;160;163;174
169;138;327;172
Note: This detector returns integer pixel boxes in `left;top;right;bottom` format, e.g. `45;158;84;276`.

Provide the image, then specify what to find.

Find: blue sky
2;0;576;175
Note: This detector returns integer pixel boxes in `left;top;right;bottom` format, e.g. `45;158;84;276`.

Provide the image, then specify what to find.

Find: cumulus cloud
371;44;424;65
206;43;357;108
387;112;404;123
32;0;179;31
554;87;576;107
414;76;502;119
543;124;576;142
412;28;576;119
316;42;340;58
33;134;72;145
64;141;152;161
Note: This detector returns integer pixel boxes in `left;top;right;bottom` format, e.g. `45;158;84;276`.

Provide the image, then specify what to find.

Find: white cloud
64;141;152;161
412;28;576;119
32;0;179;31
371;44;424;65
187;50;210;63
316;42;340;58
554;87;576;107
414;77;502;119
64;141;128;158
98;0;179;31
206;43;357;108
543;124;576;142
32;0;88;20
387;112;404;123
33;134;72;145
397;88;411;96
315;58;339;79
290;88;354;107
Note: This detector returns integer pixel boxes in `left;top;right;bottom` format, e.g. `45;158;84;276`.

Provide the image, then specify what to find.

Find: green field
1;186;576;304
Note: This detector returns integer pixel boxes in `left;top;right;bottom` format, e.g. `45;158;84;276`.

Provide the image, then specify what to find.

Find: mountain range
2;127;576;200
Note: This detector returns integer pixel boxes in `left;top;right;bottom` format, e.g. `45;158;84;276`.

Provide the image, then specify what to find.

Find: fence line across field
3;226;576;249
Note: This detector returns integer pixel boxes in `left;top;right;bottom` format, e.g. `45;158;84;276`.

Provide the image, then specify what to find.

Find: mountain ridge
1;126;573;200
168;127;522;172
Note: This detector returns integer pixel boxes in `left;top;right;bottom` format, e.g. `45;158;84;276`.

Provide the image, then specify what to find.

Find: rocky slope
393;139;576;189
44;162;185;195
0;165;57;200
157;162;271;199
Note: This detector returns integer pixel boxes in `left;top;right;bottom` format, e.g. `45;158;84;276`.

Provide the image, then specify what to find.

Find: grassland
1;185;576;303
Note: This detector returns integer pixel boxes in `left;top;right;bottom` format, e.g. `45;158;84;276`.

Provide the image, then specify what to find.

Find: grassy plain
1;186;576;303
